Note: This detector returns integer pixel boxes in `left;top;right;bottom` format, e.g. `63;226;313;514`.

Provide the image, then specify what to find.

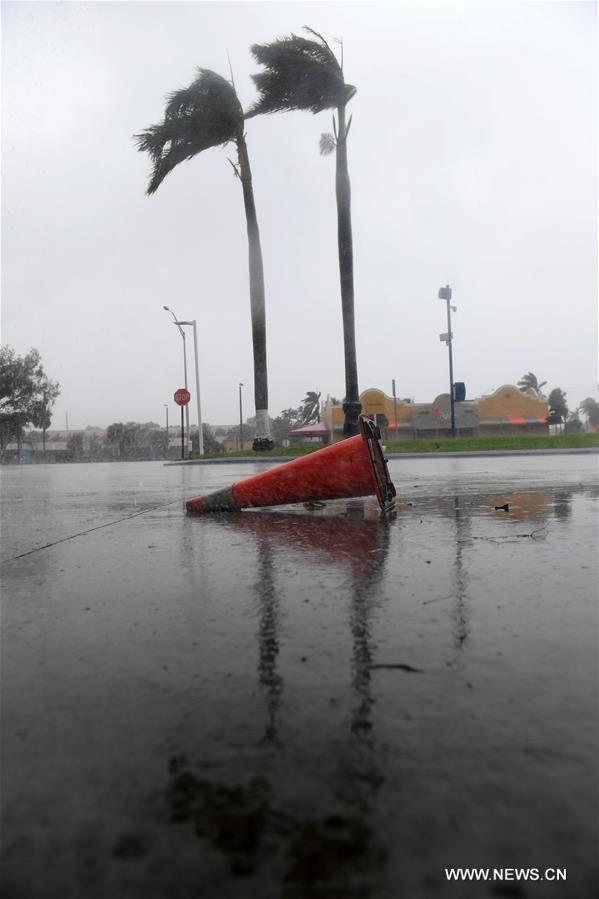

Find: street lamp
239;382;244;450
438;284;457;438
163;403;169;455
163;306;190;457
173;319;204;457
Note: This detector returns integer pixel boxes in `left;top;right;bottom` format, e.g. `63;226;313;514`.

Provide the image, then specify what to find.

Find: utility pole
172;317;204;456
163;306;190;457
164;404;169;456
239;383;244;450
438;285;456;438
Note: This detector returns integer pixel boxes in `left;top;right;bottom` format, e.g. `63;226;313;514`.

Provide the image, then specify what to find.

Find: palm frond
319;133;336;155
303;26;334;55
247;30;355;118
300;389;322;424
227;157;241;179
226;51;237;92
134;69;244;194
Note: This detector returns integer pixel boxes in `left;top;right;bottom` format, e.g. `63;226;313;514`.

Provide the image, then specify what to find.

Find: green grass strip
191;432;598;459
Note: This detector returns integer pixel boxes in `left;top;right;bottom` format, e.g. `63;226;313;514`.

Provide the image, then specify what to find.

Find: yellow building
321;386;548;441
476;385;548;433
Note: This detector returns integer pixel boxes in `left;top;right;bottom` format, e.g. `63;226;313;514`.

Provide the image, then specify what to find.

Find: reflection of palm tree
249;30;361;438
348;516;391;741
451;496;470;651
135;69;274;451
301;391;321;424
212;507;392;890
517;372;547;395
337;509;390;891
552;491;572;522
255;541;283;743
233;507;391;742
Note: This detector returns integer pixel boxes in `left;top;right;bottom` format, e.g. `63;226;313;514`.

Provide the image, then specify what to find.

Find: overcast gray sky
2;0;597;430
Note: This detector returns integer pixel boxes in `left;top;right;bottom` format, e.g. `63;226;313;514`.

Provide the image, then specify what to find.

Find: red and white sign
174;388;191;406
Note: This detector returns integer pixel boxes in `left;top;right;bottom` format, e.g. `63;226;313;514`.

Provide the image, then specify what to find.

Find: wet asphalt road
1;454;598;899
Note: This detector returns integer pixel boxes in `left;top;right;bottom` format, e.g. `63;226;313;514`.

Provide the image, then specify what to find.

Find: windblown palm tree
517;372;547;395
135;69;274;451
248;29;360;438
301;390;321;424
547;387;568;425
579;397;599;429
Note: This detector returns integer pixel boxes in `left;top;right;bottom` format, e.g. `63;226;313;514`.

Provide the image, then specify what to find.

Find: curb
165;447;599;465
165;456;295;466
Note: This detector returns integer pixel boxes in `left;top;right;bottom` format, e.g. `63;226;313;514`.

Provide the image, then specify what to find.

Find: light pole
438;285;456;438
239;382;244;450
163;403;169;455
163;306;190;457
392;378;398;439
173;319;203;456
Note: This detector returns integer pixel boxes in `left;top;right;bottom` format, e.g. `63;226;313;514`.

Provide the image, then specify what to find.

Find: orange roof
289;421;330;436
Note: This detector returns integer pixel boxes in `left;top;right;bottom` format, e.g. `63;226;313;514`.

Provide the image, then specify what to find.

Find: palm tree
579;397;599;429
547;387;568;432
135;69;274;451
301;390;321;424
517;372;547;395
248;29;360;438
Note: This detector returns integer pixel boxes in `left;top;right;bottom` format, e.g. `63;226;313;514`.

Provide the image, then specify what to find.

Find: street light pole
174;320;203;456
239;383;244;450
438;285;456;438
163;403;169;456
191;321;203;456
163;306;190;457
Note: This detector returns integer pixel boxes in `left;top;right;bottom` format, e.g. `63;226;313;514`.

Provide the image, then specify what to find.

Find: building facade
319;385;548;442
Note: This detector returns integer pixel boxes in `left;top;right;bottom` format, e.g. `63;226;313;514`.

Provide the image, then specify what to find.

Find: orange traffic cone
186;415;396;514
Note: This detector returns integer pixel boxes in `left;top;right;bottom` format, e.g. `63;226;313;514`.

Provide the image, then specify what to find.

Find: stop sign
174;388;191;406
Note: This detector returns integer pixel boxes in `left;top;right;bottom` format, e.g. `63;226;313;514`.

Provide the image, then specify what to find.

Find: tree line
9;420;224;462
3;346;598;464
0;346;60;459
517;371;598;431
0;358;327;460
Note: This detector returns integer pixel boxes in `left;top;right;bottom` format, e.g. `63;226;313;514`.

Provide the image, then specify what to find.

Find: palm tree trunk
336;104;361;438
237;134;274;451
